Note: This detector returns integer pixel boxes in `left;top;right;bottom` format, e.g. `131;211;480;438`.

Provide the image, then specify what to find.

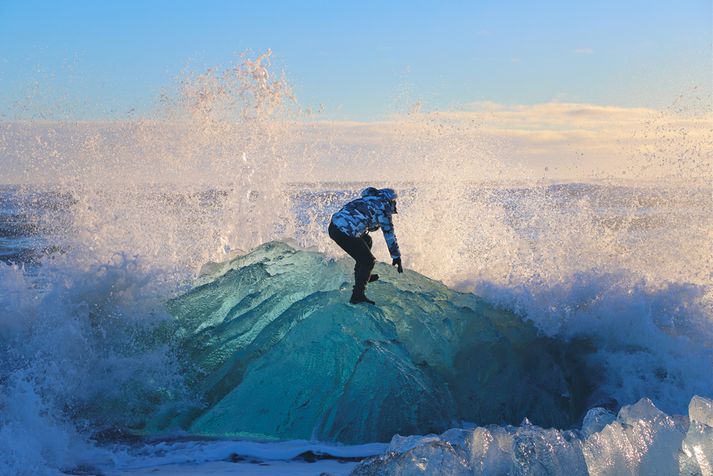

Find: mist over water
0;53;711;474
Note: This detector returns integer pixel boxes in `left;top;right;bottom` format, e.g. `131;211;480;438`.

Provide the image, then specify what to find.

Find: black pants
328;222;375;295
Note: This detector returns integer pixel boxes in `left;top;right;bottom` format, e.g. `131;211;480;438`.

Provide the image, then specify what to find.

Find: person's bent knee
356;256;375;267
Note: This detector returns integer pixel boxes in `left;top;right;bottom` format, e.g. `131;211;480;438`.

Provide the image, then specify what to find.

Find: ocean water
1;181;711;475
1;55;711;475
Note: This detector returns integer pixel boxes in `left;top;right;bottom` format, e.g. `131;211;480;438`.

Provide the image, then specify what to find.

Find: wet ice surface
147;241;592;443
350;396;713;476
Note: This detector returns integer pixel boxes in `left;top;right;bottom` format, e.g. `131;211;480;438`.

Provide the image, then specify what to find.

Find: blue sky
0;0;710;120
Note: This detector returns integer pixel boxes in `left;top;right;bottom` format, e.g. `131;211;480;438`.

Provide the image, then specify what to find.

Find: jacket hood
360;187;397;201
360;187;380;198
378;188;398;201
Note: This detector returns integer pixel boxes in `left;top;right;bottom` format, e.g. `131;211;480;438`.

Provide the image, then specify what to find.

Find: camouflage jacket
331;187;401;259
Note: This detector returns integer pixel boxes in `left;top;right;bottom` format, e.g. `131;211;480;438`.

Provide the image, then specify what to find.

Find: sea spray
0;255;183;474
0;51;711;475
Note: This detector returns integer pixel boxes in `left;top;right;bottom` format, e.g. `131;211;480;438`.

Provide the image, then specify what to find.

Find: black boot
368;274;379;283
350;290;375;305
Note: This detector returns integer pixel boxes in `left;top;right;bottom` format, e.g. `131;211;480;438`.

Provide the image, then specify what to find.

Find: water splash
0;51;711;474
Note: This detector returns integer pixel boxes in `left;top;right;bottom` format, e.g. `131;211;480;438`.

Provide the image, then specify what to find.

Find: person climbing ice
328;187;403;304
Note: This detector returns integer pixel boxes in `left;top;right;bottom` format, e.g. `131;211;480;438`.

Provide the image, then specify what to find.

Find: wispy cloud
572;48;594;55
2;102;710;184
303;102;712;180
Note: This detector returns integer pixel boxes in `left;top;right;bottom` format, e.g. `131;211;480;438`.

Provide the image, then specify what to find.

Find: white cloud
302;102;712;180
2;102;710;184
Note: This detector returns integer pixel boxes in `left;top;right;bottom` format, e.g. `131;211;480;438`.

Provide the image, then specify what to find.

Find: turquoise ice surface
146;242;593;443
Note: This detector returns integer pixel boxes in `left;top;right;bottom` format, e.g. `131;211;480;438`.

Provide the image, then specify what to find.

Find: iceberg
146;242;593;443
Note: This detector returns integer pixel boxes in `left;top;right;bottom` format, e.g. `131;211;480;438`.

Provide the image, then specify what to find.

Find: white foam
113;439;386;468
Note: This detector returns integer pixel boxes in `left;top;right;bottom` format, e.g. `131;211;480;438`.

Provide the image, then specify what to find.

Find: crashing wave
144;241;595;443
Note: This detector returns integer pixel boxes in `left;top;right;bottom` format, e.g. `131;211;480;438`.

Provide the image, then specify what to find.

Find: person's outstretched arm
376;204;401;271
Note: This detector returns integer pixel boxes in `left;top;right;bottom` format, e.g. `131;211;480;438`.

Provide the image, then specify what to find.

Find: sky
0;0;711;121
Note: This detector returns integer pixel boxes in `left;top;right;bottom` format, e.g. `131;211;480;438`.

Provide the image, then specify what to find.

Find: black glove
392;257;403;273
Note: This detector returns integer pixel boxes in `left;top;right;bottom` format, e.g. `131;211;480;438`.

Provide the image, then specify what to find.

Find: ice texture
679;396;713;475
581;407;616;438
583;398;686;475
352;396;713;475
689;395;713;426
145;242;592;443
351;423;589;476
